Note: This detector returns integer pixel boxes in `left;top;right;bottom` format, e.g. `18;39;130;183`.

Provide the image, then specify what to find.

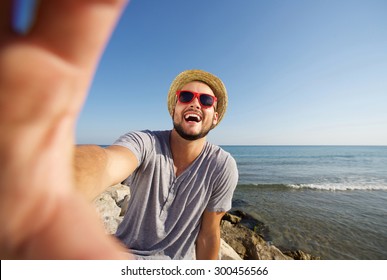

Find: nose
189;96;201;109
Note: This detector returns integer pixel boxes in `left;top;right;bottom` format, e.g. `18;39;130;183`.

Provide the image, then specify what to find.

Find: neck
170;129;206;176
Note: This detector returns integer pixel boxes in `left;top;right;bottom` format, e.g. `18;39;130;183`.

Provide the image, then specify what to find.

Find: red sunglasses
176;90;217;108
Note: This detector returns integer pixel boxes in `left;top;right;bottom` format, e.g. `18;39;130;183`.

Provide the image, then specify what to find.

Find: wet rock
221;219;291;260
282;249;320;260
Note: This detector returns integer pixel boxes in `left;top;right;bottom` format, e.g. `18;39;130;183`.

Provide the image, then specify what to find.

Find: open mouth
184;113;202;123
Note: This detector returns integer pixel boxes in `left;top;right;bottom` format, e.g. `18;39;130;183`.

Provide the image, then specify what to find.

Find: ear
212;111;219;126
172;108;176;119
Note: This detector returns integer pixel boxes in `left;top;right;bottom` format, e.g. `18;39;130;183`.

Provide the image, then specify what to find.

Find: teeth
184;113;202;122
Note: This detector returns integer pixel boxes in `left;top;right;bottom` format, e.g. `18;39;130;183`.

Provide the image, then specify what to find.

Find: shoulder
112;130;156;161
205;143;236;162
205;143;238;171
113;130;172;161
114;130;170;146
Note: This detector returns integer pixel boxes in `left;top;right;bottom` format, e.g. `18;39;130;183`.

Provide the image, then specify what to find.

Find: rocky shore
93;184;318;260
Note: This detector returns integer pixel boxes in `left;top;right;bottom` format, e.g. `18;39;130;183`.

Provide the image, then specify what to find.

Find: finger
0;0;12;38
29;0;128;70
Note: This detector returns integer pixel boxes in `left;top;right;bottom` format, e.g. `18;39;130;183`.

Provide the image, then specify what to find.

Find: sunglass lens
179;91;194;103
200;94;215;107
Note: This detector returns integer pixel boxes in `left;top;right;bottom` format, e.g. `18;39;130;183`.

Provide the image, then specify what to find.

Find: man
75;69;238;259
0;0;237;259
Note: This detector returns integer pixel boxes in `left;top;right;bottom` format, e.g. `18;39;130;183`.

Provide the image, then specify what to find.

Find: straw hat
167;69;228;126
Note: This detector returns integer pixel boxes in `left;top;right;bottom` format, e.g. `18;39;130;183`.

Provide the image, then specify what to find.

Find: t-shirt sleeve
206;154;238;212
112;130;154;167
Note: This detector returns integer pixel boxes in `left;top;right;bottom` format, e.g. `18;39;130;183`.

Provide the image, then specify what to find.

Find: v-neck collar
166;131;208;179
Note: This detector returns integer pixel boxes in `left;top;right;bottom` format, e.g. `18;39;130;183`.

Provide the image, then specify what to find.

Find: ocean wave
237;183;387;191
288;183;387;191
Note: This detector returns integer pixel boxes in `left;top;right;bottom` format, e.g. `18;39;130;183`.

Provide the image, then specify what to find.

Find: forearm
74;145;111;200
195;231;221;260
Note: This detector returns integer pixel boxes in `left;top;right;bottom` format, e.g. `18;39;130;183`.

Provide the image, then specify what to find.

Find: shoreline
221;209;319;260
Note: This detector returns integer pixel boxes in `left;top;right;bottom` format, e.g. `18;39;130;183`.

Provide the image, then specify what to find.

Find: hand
0;0;129;259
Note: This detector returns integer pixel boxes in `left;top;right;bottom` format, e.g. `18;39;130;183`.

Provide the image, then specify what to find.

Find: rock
221;210;320;260
221;220;291;260
222;212;242;224
282;249;320;260
220;238;242;260
93;184;129;234
93;192;122;234
103;183;130;203
228;209;271;241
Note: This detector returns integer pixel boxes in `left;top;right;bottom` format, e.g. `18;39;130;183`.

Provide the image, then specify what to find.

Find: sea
220;145;387;260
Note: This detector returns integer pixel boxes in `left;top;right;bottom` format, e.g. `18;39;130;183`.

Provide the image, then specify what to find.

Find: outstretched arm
74;144;138;201
0;0;130;259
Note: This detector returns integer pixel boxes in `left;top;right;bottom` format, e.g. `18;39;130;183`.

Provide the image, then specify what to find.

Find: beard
173;119;215;141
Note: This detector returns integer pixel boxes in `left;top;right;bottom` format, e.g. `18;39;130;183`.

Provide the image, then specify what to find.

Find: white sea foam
288;183;387;191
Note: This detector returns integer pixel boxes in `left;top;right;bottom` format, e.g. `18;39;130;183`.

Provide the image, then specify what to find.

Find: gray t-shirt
113;130;238;259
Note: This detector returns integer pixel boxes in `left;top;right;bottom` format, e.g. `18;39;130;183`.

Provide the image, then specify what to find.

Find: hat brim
167;69;228;126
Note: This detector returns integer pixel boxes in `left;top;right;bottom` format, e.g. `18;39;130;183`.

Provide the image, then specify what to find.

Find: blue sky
75;0;387;145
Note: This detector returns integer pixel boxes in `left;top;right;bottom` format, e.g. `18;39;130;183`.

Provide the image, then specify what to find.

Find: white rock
220;238;242;260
